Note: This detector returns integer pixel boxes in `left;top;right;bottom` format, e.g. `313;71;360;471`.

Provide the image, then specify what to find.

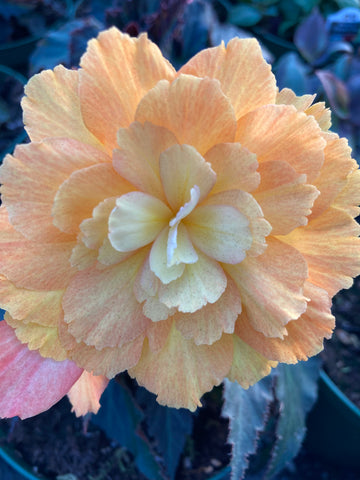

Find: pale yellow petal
158;251;227;313
236;104;325;182
187;204;252;264
108;192;171;252
225;237;308;338
205;143;260;194
159;144;216;211
68;371;109;416
129;323;233;411
79;28;175;150
175;275;242;345
114;122;178;201
180;38;277;120
22;65;103;150
135;75;236;155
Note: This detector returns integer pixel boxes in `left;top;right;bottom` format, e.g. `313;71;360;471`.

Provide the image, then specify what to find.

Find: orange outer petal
67;371;109;416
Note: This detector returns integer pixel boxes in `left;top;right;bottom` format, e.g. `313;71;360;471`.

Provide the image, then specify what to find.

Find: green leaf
222;376;273;480
265;358;321;479
137;387;193;480
293;0;320;13
274;52;310;95
91;379;164;480
229;5;263;27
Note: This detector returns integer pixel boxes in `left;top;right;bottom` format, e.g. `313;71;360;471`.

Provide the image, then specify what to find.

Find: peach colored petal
0;138;109;242
205;143;260;194
5;313;67;361
63;249;150;349
67;371;109;416
284;208;360;297
276;88;315;110
53;163;133;235
70;239;98;270
236;282;335;363
253;161;320;235
79;28;175;150
129;323;233;411
225;237;308;338
114;122;178;201
146;318;173;352
108;192;171;252
180;38;277;120
187;204;252;264
135;75;237;155
0;321;82;419
236;104;326;182
159;144;216;210
306;102;331;131
81;198;116;250
228;335;275;387
310;136;355;219
204;190;272;257
22;65;103;150
0;275;62;326
175;275;242;345
97;238;133;267
59;319;145;378
332;166;360;219
0;207;76;290
158;251;227;313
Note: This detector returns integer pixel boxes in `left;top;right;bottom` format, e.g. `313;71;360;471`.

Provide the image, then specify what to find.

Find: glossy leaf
274;52;310;95
222;376;273;480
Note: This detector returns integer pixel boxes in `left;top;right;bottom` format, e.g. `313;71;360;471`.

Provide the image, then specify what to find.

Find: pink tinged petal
129;323;233;411
333;168;360;218
284;208;360;297
67;371;109;416
114;122;178;200
146;318;173;352
63;250;150;349
0;207;76;290
228;335;275;388
0;321;82;419
310;137;356;219
225;237;308;339
0;138;109;242
187;204;252;264
205;143;260;194
204;190;272;257
159;144;216;210
22;65;103;150
180;38;277;120
237;282;335;363
70;240;98;271
135;75;237;155
79;28;175;150
108;192;171;252
53;163;133;235
175;275;242;345
158;251;227;313
59;321;145;378
253;161;320;235
236;104;326;182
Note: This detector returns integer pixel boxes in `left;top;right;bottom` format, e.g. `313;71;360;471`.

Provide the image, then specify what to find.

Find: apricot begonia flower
1;27;360;417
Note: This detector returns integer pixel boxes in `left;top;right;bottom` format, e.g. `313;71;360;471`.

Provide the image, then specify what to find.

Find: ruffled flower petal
0;207;76;290
175;275;242;345
253;161;320;235
63;250;150;349
236;282;335;363
114;122;177;201
180;38;277;120
22;65;103;150
0;138;109;242
79;28;175;150
67;371;109;416
236;104;326;182
135;75;237;155
0;321;82;419
205;143;260;194
129;323;233;411
284;208;360;296
225;238;308;338
160;144;216;210
333;168;360;218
